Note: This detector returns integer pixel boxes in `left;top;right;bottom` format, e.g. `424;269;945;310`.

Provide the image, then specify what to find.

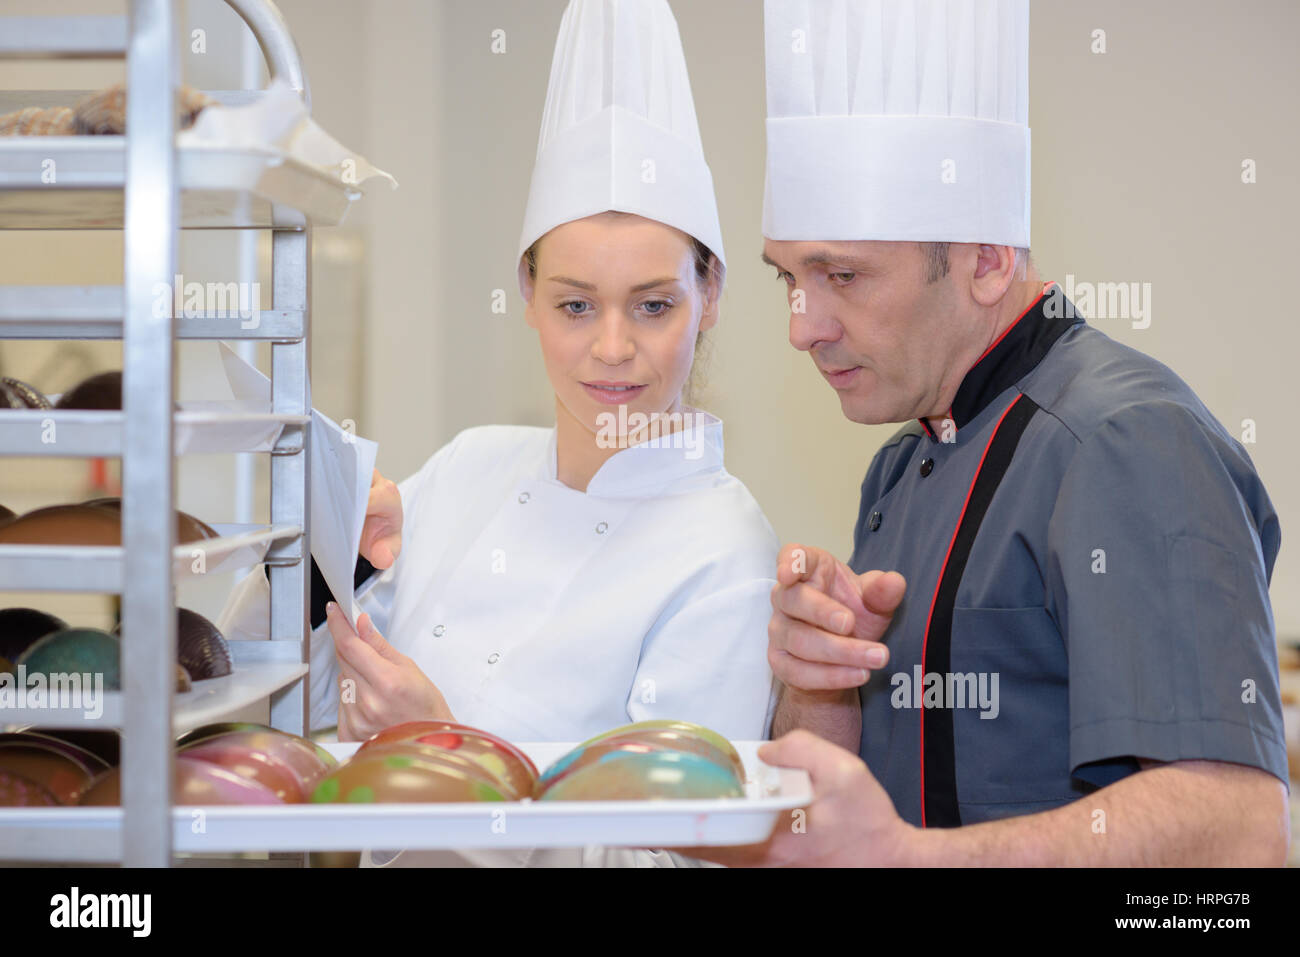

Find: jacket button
919;458;934;477
868;511;882;532
595;521;608;534
487;652;500;664
432;624;445;637
517;492;530;504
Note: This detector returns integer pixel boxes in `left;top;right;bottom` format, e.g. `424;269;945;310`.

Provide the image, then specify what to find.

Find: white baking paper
180;77;398;192
217;342;377;628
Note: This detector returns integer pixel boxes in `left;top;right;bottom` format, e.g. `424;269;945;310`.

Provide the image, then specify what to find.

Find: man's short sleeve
1046;400;1287;789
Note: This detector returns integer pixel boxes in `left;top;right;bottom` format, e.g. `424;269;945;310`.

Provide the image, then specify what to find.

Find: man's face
762;239;965;425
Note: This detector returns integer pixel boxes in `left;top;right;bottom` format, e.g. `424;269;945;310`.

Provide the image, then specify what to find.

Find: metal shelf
0;0;319;866
0;138;358;229
0;406;308;456
0;285;304;339
0;17;127;58
0;523;302;592
0;661;308;732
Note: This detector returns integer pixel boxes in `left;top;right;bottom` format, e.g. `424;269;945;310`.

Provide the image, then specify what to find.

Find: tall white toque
517;0;726;293
762;0;1031;247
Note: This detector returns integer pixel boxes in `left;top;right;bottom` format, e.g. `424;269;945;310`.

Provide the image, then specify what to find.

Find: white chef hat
517;0;726;295
763;0;1031;247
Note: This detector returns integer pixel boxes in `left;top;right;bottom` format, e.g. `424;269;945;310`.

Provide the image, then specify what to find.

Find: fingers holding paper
326;601;454;741
359;468;403;569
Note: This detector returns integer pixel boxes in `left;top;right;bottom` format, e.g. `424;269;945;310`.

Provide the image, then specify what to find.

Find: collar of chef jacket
542;407;728;497
916;281;1080;442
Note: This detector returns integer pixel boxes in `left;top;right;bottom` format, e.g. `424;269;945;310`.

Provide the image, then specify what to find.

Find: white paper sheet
217;342;377;628
179;78;399;192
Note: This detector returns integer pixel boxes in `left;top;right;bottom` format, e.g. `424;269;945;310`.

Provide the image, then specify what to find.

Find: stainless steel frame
0;0;315;867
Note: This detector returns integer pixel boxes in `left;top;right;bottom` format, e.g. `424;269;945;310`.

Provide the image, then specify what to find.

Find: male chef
714;0;1289;866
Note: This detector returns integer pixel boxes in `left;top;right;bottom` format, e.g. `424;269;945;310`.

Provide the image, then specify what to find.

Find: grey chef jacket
850;281;1287;828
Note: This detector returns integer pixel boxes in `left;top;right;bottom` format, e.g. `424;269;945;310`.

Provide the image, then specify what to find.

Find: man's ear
969;244;1017;308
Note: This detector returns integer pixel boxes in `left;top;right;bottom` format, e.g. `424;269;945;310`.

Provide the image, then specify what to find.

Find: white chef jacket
306;410;779;866
309;409;778;738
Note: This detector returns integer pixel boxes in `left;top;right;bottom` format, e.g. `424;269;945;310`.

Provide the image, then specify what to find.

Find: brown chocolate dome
0;377;51;410
54;371;122;410
0;501;218;546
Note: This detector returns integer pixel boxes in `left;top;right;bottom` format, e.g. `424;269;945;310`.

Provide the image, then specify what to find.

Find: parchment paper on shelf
217;342;378;628
178;78;398;192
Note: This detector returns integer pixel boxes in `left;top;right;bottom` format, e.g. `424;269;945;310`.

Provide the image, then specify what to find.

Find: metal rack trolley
0;0;337;866
0;1;820;864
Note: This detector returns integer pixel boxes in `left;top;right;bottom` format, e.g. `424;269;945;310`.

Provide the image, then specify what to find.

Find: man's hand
327;601;454;741
769;543;906;692
675;730;918;867
360;468;403;569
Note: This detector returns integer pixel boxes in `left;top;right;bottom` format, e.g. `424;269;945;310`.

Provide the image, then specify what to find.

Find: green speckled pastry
310;746;508;804
16;628;121;690
538;749;744;801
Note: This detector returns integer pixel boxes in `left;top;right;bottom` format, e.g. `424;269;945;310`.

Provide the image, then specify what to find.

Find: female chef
308;0;777;764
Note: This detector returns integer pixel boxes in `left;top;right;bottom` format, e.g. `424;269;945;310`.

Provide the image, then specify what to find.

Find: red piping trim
915;281;1056;443
971;280;1057;367
917;391;1027;827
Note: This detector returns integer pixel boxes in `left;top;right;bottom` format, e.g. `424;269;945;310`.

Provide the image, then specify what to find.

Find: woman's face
523;212;720;441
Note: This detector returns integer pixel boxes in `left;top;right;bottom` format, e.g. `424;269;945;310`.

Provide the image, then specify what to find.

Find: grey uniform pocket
948;606;1079;814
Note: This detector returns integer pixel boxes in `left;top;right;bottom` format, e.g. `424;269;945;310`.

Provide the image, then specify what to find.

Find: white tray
0;137;363;228
0;742;812;859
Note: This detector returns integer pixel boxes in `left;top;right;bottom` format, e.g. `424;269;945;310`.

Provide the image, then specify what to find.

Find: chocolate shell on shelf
0;377;51;410
0;505;121;546
0;769;59;807
0;504;14;523
21;729;119;769
176;607;232;680
15;627;121;691
79;756;284;807
176;663;192;693
175;721;266;748
80;497;219;543
111;606;233;681
53;370;122;410
179;738;308;802
0;607;68;662
0;731;110;774
176;723;337;773
0;500;218;546
0;739;99;804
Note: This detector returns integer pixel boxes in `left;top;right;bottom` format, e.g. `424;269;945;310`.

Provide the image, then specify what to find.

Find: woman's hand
326;602;455;741
360;468;403;569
